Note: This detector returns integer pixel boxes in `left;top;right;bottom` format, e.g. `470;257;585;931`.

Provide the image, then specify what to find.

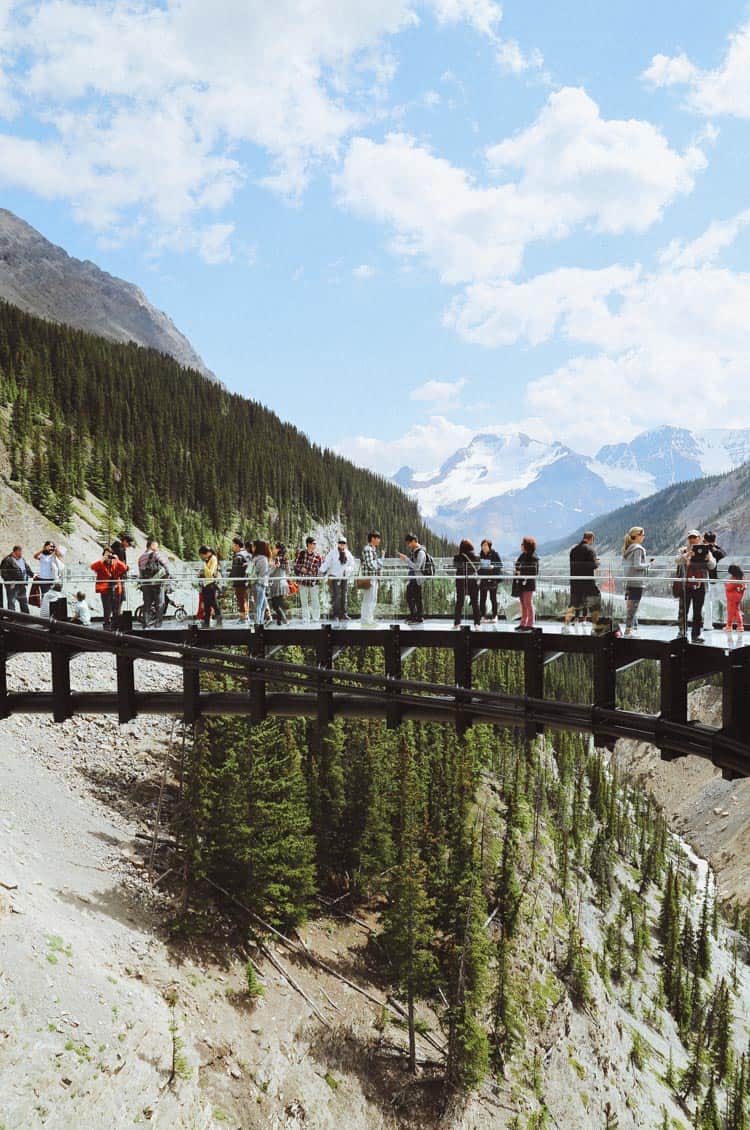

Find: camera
690;544;710;562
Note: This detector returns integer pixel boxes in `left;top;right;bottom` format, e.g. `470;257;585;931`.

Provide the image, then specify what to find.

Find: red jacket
90;557;128;595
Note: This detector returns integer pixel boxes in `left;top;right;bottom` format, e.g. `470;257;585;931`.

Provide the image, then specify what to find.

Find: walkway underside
1;610;748;778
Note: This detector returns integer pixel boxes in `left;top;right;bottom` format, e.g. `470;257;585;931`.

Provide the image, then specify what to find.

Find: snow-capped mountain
394;426;750;549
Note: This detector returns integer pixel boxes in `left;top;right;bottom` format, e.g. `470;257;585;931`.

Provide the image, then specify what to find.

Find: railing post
50;601;72;723
115;609;137;723
317;623;334;727
384;624;402;730
523;628;544;739
0;625;8;721
721;650;750;767
183;624;201;725
250;625;267;722
660;638;688;760
592;633;617;750
454;626;473;734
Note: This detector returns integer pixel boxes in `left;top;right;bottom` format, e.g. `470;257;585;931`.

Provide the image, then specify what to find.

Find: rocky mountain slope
0;209;215;380
395;427;750;550
544;458;750;556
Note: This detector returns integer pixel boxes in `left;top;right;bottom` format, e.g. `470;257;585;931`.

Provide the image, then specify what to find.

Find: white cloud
495;39;544;75
643;20;750;118
336;89;703;283
0;0;508;251
659;209;750;269
352;263;376;278
454;259;750;448
410;377;467;403
337;414;474;474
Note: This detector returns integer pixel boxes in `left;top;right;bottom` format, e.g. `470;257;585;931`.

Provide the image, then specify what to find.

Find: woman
512;537;539;631
198;545;222;628
90;546;127;630
622;526;650;637
320;536;356;621
269;542;290;625
478;538;503;622
251;539;272;628
452;538;481;628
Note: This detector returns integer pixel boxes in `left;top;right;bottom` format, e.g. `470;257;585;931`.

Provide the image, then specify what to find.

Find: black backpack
421;549;436;577
140;552;162;579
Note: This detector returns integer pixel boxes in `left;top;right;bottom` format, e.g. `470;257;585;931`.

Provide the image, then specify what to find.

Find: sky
1;0;750;475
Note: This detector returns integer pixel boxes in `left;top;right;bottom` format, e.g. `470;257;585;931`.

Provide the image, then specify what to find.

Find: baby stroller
134;584;188;624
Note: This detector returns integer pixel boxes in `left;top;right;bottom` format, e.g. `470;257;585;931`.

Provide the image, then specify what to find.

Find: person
512;537;539;631
33;541;65;597
294;536;323;623
110;532;134;565
198;545;222;628
563;532;601;633
1;545;32;613
398;534;427;624
229;535;251;622
621;527;652;637
321;537;356;621
40;582;65;619
452;538;481;628
269;542;290;625
675;530;715;643
251;539;272;628
138;538;171;628
703;531;725;579
478;538;502;622
72;590;92;625
359;530;383;626
90;546;128;629
724;565;746;632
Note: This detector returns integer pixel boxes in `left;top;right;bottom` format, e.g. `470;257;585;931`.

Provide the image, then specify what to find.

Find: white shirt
73;599;91;625
40;589;65;618
36;551;64;581
320;547;356;579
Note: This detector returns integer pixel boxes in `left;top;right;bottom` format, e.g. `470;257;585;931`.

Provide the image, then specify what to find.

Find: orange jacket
90;557;128;595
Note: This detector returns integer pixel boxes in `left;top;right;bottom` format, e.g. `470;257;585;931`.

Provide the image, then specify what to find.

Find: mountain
0;209;216;380
0;299;446;558
396;426;750;549
542;459;750;556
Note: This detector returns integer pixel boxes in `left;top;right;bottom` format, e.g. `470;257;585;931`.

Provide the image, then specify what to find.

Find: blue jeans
254;582;268;625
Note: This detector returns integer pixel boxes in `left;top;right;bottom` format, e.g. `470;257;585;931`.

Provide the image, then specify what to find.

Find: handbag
356;578;371;590
29;578;41;608
287;580;299;596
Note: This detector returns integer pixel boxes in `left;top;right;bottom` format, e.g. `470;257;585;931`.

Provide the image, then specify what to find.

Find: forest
0;300;448;557
174;646;750;1126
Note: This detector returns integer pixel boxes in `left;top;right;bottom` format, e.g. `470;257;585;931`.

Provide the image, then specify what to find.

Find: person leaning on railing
320;536;356;622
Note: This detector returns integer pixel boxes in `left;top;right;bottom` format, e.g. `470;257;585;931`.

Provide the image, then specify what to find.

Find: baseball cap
338;537;347;543
686;529;701;538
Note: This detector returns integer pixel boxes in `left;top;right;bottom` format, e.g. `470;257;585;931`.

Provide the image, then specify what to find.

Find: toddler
72;590;92;625
725;565;745;631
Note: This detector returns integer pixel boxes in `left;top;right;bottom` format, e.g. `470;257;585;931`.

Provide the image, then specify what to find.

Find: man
359;530;383;626
675;530;715;644
294;536;323;623
1;545;31;613
398;533;426;624
110;532;134;565
138;538;171;628
229;536;251;622
90;546;128;630
563;532;602;634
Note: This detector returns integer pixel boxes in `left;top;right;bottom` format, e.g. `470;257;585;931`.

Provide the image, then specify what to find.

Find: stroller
134;583;188;624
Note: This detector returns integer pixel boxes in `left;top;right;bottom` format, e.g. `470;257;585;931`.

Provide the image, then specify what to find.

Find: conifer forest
0;300;445;555
174;646;750;1125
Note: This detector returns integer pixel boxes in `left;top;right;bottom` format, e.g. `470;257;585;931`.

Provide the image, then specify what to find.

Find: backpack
141;552;164;580
0;554;22;582
421;549;436;577
230;551;249;579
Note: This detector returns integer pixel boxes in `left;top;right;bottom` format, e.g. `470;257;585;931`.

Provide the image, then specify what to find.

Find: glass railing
1;566;745;636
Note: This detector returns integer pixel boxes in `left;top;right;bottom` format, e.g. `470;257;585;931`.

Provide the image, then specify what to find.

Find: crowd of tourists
0;526;744;641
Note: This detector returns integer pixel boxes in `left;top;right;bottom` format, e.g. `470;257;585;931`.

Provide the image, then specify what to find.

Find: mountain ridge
0;209;216;381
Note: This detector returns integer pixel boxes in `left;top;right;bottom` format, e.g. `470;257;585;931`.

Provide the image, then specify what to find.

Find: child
72;590;92;625
725;565;746;632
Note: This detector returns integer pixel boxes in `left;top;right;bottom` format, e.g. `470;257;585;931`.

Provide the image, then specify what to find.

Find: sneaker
624;628;633;637
692;635;705;644
452;623;461;630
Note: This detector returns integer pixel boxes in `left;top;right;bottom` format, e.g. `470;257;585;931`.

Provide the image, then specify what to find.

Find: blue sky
2;0;750;473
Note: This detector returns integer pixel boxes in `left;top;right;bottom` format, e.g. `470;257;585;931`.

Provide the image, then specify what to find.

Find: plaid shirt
294;549;322;586
360;543;382;577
